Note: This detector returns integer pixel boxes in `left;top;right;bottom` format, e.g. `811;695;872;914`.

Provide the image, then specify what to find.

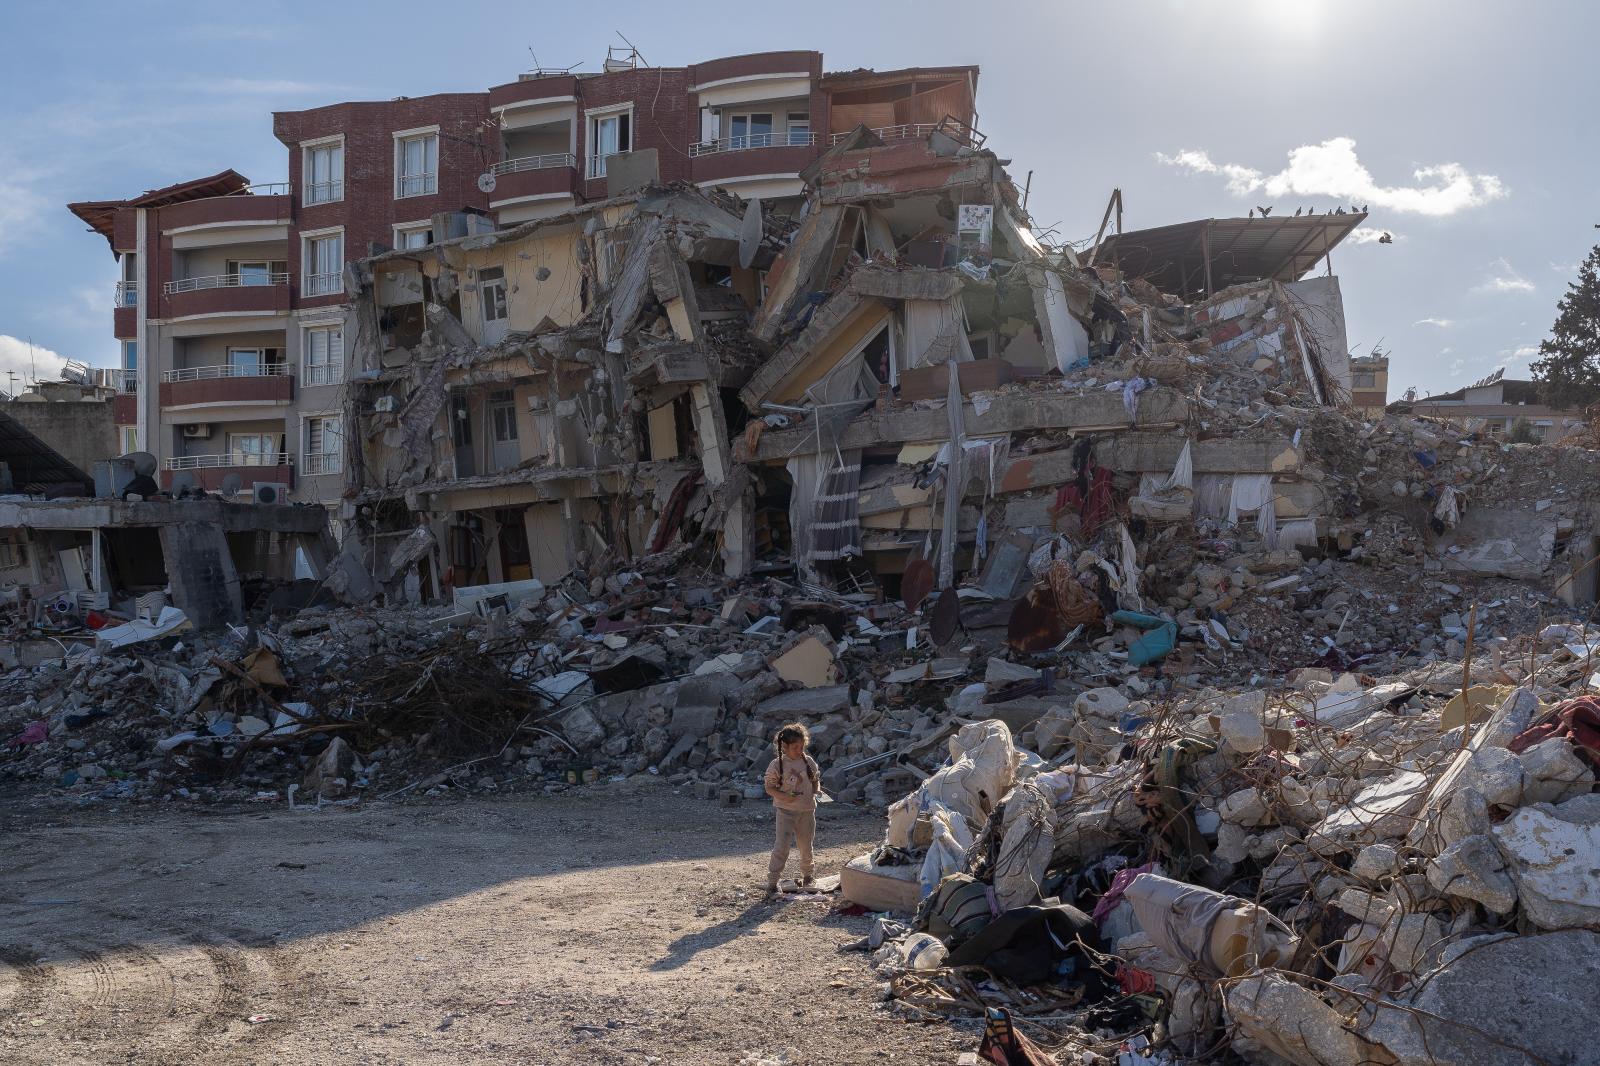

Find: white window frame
393;126;440;199
479;266;508;323
489;390;519;444
785;111;811;146
228;432;280;466
301;135;345;206
120;426;139;453
728;110;776;150
392;221;434;250
585;104;633;179
301;226;344;297
302;324;343;387
303;414;343;475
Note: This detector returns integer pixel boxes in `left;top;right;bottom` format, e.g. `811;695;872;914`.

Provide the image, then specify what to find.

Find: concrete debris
8;114;1600;1066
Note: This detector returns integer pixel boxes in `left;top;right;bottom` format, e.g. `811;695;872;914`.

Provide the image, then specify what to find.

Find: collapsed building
340;122;1399;609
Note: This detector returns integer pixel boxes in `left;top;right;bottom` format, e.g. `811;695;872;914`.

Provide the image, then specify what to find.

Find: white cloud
1503;344;1541;364
1414;317;1454;327
1346;226;1398;245
1156;137;1507;216
0;336;69;396
1475;258;1535;294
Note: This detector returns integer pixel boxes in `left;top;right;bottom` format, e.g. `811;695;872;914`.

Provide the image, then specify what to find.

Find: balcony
828;123;941;146
160;272;291;319
159;189;292;233
688;132;819;188
159;364;293;409
107;369;137;425
488;153;578;204
688;52;819;105
114;281;137;336
488;73;580;114
160;453;294;492
396;172;438;198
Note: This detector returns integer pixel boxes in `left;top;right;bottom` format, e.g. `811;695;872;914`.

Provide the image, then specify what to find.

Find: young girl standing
764;722;822;895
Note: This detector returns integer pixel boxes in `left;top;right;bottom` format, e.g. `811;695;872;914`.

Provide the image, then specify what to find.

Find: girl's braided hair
774;722;820;791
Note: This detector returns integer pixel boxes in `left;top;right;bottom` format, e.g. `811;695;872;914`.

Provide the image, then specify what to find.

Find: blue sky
4;0;1596;401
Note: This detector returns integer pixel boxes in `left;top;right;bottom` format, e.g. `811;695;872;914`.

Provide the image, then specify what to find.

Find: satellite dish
738;198;763;269
119;451;158;477
170;471;197;495
220;473;244;496
477;172;498;194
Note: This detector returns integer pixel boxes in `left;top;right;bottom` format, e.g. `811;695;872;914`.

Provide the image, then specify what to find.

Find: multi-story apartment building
68;50;977;531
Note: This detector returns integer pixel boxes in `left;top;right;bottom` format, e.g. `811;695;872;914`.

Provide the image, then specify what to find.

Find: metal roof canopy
1096;213;1367;299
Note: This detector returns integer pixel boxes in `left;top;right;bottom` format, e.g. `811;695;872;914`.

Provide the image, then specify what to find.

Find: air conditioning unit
182;423;213;439
253;482;291;505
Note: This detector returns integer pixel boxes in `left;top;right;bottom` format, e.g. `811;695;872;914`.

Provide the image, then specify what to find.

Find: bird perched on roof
1335;206;1346;215
1361;204;1369;213
1248;208;1254;218
1256;205;1273;217
1294;207;1303;217
1378;231;1393;244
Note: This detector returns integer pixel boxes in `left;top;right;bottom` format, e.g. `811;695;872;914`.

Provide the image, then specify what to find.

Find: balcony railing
491;152;577;175
302;452;341;475
242;182;291;196
303;364;342;387
115;281;137;307
102;368;138;392
164;453;292;470
161;364;290;383
304;272;342;297
829;123;941;145
689;131;816;157
304;180;343;205
164;272;289;295
397;172;438;197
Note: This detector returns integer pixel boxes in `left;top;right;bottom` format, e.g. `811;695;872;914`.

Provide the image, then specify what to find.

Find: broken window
1352;371;1377;388
0;538;27;570
395;131;438;198
395;224;433;250
480;267;508;323
588;110;631;178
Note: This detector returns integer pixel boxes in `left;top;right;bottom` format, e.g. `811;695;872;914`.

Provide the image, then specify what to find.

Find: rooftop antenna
4;370;17;398
28;337;37;384
607;32;646;70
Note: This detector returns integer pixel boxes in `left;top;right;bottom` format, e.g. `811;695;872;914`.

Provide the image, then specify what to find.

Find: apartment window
123;341;137;371
786;112;811;145
120;426;138;453
1352;371;1377;388
395;130;439;198
303;230;343;296
394;223;433;250
587;109;631;178
303;325;343;386
729;112;774;150
229;432;281;466
228;260;278;286
118;253;138;305
303;138;344;205
227;347;283;376
479;267;508;322
490;390;519;444
304;415;342;475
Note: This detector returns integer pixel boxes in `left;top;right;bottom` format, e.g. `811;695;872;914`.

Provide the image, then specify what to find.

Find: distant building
1387;368;1586;441
1349;352;1388;417
1;366;117;481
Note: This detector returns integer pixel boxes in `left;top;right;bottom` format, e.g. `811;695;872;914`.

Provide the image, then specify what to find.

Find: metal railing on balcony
160;363;290;383
241;182;291;196
115;281;137;307
102;368;138;392
490;152;577;175
304;272;342;297
828;123;941;146
302;452;341;475
164;453;292;470
304;180;343;205
397;172;438;197
163;272;289;295
689;131;817;157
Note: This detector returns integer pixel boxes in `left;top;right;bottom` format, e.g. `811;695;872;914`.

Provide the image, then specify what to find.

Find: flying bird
1256;205;1273;217
1378;231;1393;244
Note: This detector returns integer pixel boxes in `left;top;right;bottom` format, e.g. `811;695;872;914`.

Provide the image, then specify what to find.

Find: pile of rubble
844;619;1600;1065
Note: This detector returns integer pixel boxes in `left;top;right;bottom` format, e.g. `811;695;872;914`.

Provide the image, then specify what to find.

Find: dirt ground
0;779;974;1065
